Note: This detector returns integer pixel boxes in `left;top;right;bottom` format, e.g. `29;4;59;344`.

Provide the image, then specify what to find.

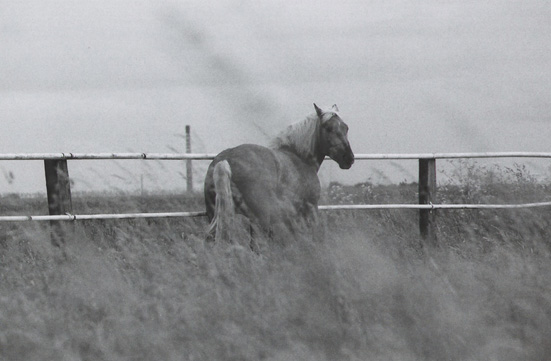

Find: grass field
1;162;551;360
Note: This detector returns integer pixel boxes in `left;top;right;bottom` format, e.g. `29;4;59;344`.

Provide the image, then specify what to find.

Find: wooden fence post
44;159;73;246
186;125;193;192
419;158;437;244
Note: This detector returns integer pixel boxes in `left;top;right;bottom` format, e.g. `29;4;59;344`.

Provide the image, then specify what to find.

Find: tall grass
1;162;551;360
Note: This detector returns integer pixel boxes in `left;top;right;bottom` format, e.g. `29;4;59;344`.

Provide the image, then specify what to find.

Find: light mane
269;110;339;160
269;113;320;160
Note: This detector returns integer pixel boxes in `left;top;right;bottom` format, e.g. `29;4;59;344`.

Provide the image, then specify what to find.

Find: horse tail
207;160;235;242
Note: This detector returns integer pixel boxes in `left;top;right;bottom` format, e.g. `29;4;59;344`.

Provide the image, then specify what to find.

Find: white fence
1;151;551;160
1;150;551;243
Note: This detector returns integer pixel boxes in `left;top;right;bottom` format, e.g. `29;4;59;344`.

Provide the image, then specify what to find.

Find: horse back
204;144;320;224
204;144;278;221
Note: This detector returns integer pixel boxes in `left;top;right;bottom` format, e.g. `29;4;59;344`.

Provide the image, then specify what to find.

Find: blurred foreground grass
1;162;551;360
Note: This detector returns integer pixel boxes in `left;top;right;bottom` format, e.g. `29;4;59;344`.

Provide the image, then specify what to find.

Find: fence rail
1;140;551;244
0;153;217;160
3;200;551;223
0;211;207;222
2;151;551;161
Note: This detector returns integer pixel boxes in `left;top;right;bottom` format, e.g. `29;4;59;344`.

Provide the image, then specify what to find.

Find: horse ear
332;104;339;112
314;103;323;118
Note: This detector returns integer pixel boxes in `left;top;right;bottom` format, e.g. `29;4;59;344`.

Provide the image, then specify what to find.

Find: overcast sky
1;0;550;193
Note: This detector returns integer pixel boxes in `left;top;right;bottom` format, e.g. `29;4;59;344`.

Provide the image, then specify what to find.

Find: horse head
315;103;355;169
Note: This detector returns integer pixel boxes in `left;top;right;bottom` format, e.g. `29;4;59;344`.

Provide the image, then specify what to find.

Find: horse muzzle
329;143;354;169
338;151;354;169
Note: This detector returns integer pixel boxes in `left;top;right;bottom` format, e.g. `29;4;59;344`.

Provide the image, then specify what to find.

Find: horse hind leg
207;160;235;243
248;222;266;253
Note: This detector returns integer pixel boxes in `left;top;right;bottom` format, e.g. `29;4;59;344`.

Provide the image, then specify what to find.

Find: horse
203;103;354;247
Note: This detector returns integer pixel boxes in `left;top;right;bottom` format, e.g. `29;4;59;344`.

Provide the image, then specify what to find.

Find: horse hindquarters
207;160;235;242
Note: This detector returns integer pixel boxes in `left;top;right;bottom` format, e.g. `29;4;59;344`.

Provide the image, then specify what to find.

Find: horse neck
272;115;325;171
296;117;325;170
313;131;326;171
